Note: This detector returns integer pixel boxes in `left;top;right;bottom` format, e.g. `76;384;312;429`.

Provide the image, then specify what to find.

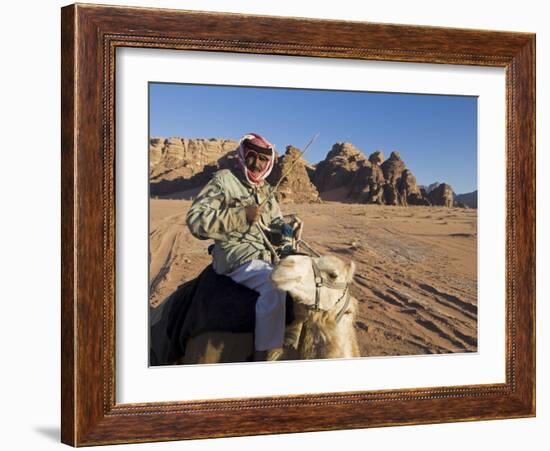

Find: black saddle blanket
150;265;294;365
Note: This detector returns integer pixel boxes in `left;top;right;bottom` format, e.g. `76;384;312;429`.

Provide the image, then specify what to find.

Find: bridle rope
310;258;351;323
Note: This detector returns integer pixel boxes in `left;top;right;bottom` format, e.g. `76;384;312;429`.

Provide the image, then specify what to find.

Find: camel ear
346;261;356;282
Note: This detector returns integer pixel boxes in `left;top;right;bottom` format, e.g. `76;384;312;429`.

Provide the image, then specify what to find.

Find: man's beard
246;164;269;184
247;161;266;173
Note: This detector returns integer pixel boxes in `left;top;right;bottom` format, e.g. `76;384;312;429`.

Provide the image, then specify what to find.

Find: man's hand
245;204;263;224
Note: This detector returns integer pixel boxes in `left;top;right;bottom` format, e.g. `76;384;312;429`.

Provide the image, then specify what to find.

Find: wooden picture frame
61;3;535;446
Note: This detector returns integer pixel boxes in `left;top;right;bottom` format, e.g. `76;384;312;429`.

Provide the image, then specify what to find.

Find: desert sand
149;199;477;357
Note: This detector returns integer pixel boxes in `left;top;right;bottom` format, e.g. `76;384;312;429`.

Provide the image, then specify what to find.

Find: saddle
150;264;295;365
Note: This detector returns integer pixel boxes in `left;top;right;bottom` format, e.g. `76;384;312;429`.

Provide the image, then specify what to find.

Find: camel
180;254;361;364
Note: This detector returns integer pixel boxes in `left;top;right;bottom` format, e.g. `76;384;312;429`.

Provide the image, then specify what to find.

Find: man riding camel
186;132;287;361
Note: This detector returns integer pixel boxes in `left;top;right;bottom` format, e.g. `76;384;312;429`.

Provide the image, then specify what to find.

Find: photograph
148;83;478;365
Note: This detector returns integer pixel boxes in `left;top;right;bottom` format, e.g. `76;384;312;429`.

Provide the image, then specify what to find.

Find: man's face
244;150;270;174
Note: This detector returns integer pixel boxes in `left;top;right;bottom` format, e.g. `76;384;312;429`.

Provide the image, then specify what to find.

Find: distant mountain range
454;190;478;209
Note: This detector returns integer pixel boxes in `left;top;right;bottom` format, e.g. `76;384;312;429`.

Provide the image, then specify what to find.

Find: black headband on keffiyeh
242;139;273;155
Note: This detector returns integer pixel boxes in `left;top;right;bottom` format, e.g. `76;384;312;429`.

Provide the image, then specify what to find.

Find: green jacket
186;168;283;275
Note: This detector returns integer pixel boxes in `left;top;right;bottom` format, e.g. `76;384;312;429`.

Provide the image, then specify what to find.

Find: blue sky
149;83;477;194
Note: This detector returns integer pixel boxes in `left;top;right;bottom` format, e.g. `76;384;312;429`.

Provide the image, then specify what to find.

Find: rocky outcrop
312;143;367;193
314;146;462;207
398;169;428;206
347;151;385;204
428;183;454;208
149;137;239;196
381;151;406;186
380;152;421;206
268;146;321;204
149;136;466;207
149;136;319;203
346;151;431;206
420;182;449;194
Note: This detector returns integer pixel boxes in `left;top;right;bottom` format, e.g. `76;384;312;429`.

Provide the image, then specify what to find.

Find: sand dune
149;199;477;356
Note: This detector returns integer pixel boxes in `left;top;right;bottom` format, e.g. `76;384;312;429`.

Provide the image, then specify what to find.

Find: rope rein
255;212;351;323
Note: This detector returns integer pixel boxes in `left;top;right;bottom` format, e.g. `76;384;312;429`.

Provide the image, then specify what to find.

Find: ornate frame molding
61;4;535;446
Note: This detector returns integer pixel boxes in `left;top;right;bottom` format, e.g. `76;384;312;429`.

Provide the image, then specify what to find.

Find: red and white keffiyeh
236;133;275;185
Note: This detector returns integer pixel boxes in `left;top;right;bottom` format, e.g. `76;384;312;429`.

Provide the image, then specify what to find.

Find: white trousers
226;259;286;351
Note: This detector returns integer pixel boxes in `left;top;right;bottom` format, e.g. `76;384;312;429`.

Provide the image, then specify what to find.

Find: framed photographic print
61;3;535;446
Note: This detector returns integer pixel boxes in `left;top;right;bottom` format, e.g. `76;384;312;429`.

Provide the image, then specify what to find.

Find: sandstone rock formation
427;182;442;194
149;137;239;196
312;143;367;193
398;169;429;206
314;145;461;207
346;151;427;206
381;152;406;205
381;151;406;185
149;136;465;207
428;182;454;208
369;151;384;165
347;151;385;204
149;136;319;203
268;146;321;204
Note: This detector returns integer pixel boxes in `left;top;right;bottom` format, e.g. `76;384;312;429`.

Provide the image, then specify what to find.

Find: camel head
271;255;356;312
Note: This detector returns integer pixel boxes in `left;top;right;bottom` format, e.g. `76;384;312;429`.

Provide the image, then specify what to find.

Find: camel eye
328;271;338;279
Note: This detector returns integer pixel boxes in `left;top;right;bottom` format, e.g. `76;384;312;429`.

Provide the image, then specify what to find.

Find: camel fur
180;255;360;363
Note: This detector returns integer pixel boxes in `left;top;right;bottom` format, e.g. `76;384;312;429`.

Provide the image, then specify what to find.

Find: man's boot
266;348;283;361
254;349;283;361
